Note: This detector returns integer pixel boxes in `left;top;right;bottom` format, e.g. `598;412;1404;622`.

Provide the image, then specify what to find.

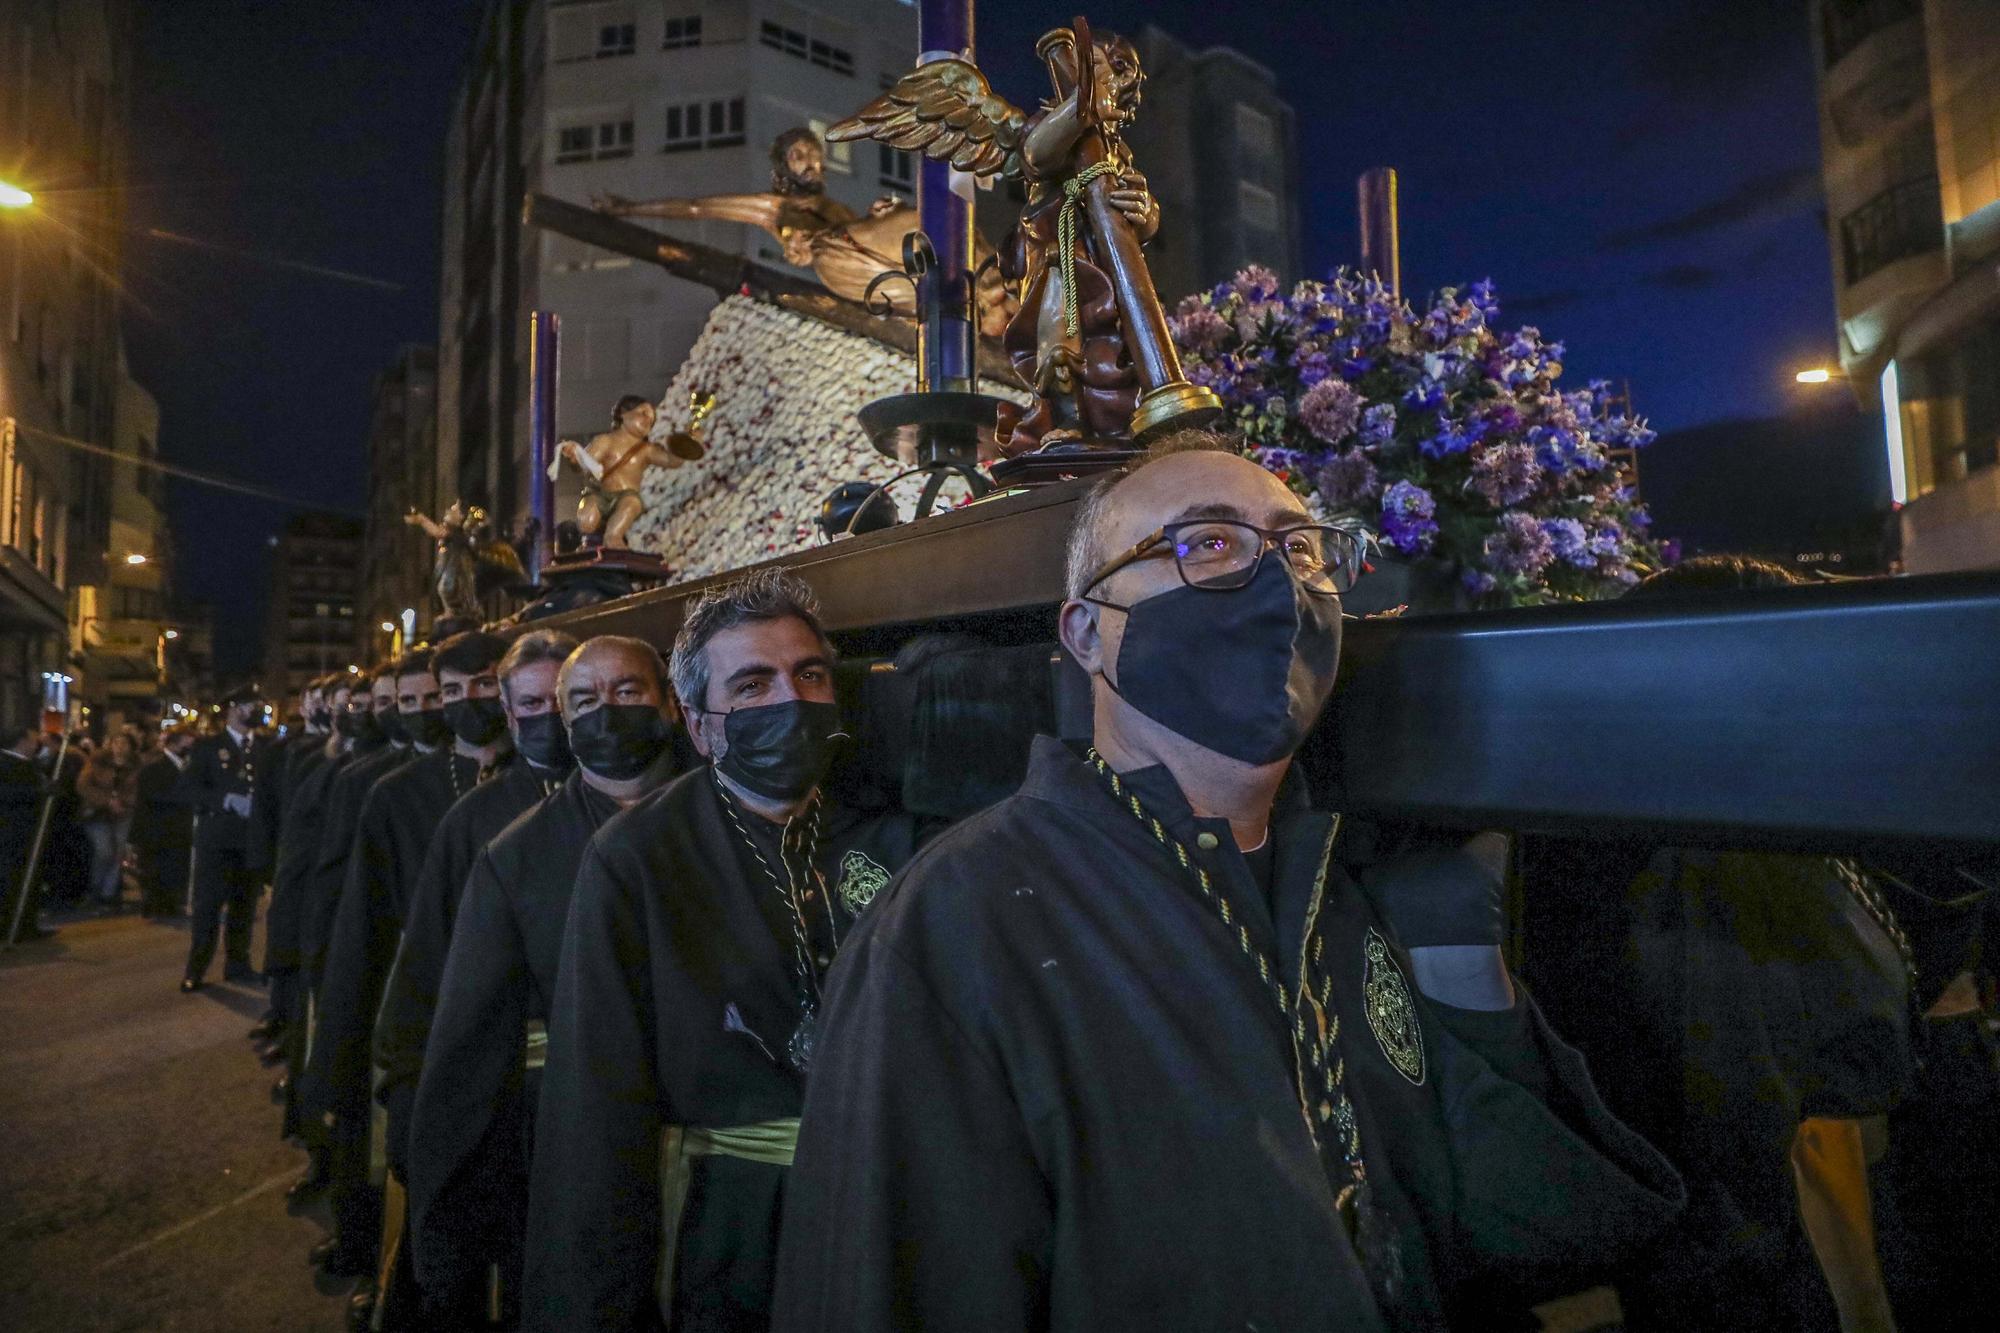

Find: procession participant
409;634;680;1329
178;685;267;992
298;656;434;1284
1;711;48;941
131;725;196;917
310;637;506;1304
523;571;921;1332
375;629;579;1183
772;434;1684;1333
282;676;383;1206
252;676;337;1047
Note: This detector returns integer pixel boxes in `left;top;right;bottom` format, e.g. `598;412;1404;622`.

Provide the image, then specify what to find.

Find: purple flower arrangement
1169;268;1663;606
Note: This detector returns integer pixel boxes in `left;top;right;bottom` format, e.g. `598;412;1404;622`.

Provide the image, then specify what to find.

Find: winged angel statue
829;20;1220;456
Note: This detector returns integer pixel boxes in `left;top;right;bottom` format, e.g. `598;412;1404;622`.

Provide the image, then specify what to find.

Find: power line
142;228;403;292
10;421;362;515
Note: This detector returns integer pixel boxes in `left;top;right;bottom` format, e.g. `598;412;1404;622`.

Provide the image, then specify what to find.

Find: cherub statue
547;392;714;549
829;21;1220;455
592;128;1015;337
404;501;526;626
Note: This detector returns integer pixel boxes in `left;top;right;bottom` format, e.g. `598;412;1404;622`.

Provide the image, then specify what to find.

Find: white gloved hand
222;793;253;819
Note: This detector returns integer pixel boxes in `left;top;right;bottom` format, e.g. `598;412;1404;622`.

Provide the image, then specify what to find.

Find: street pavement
0;908;345;1331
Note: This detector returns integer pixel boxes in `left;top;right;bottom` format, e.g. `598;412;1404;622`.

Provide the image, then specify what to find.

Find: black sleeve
522;846;664;1332
773;928;1053;1332
409;852;531;1293
178;743;227;817
1431;986;1685;1279
374;826;473;1168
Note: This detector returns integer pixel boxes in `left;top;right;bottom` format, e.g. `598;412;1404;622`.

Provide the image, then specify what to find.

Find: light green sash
654;1118;801;1322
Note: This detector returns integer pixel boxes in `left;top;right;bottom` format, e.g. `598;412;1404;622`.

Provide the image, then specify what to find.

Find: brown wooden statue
404;501;525;627
829;19;1220;456
593;129;1014;338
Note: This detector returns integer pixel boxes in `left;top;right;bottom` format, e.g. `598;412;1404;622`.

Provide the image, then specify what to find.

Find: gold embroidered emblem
835;849;890;915
1362;929;1425;1085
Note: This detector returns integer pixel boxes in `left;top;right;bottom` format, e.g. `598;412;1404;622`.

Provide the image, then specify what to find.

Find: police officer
179;685;266;992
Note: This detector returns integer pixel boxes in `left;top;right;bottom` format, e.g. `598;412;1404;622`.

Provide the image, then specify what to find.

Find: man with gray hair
524;570;923;1332
411;632;682;1327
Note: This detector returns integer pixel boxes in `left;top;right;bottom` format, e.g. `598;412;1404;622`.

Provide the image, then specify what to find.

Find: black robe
304;746;481;1126
247;731;317;874
408;771;621;1299
772;738;1684;1333
375;753;563;1173
524;769;922;1332
261;741;336;975
302;740;409;979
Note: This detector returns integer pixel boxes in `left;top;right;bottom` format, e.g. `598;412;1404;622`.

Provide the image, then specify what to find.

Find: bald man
776;431;1683;1332
409;635;682;1325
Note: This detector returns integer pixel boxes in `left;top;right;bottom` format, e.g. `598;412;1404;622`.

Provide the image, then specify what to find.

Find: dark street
0;914;339;1332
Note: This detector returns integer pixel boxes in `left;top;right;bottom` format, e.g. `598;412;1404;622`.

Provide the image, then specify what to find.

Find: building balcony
1821;0;1923;70
1841;175;1944;286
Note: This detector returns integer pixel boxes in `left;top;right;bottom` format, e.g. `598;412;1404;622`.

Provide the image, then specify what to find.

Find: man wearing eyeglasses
775;430;1682;1332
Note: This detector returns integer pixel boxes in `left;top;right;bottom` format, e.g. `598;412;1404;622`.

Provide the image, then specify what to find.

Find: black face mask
568;703;672;781
308;708;334;730
336;708;380;743
404;707;452;748
708;699;845;802
1094;556;1342;765
378;707;409;745
443;697;508;747
512;711;574;773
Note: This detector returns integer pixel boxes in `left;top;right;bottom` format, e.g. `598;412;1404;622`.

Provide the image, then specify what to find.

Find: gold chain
1085;749;1366;1203
1058;161;1118;338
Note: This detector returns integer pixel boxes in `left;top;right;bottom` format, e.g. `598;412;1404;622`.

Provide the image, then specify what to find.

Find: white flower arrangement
626;296;1029;581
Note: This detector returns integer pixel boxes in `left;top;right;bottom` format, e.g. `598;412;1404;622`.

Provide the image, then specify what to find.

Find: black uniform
523;771;921;1332
773;739;1684;1332
301;739;406;985
178;727;263;982
266;743;347;1136
408;771;620;1317
375;754;564;1175
130;752;194;916
1;748;47;936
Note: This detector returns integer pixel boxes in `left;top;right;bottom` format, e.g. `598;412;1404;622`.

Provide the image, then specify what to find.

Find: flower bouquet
1168;266;1663;607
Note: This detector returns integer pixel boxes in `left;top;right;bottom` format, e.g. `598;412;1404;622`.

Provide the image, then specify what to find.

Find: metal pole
5;729;69;948
1358;167;1400;298
527;310;561;581
917;0;975;393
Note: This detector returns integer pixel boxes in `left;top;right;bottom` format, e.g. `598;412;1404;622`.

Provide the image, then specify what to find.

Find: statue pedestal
509;547;676;625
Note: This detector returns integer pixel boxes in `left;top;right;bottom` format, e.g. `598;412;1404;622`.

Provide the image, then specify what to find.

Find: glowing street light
1794;367;1847;385
124;552;149;565
380;620;396;633
162;629;180;640
0;181;32;209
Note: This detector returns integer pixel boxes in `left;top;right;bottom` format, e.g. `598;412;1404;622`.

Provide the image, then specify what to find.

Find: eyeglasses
1082;519;1364;598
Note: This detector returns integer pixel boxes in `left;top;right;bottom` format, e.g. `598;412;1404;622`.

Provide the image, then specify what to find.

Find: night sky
124;0;1863;672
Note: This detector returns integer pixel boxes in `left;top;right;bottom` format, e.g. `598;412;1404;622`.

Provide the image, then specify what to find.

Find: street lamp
162;628;179;640
1794;368;1847;384
123;552;149;565
380;620;396;633
0;181;32;210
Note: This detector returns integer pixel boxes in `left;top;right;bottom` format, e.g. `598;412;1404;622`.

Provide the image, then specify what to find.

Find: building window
662;15;702;49
760;21;852;76
666;98;744;152
598;23;636;57
1839;174;1942;285
1238;180;1280;233
557;118;635;164
878;143;914;193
